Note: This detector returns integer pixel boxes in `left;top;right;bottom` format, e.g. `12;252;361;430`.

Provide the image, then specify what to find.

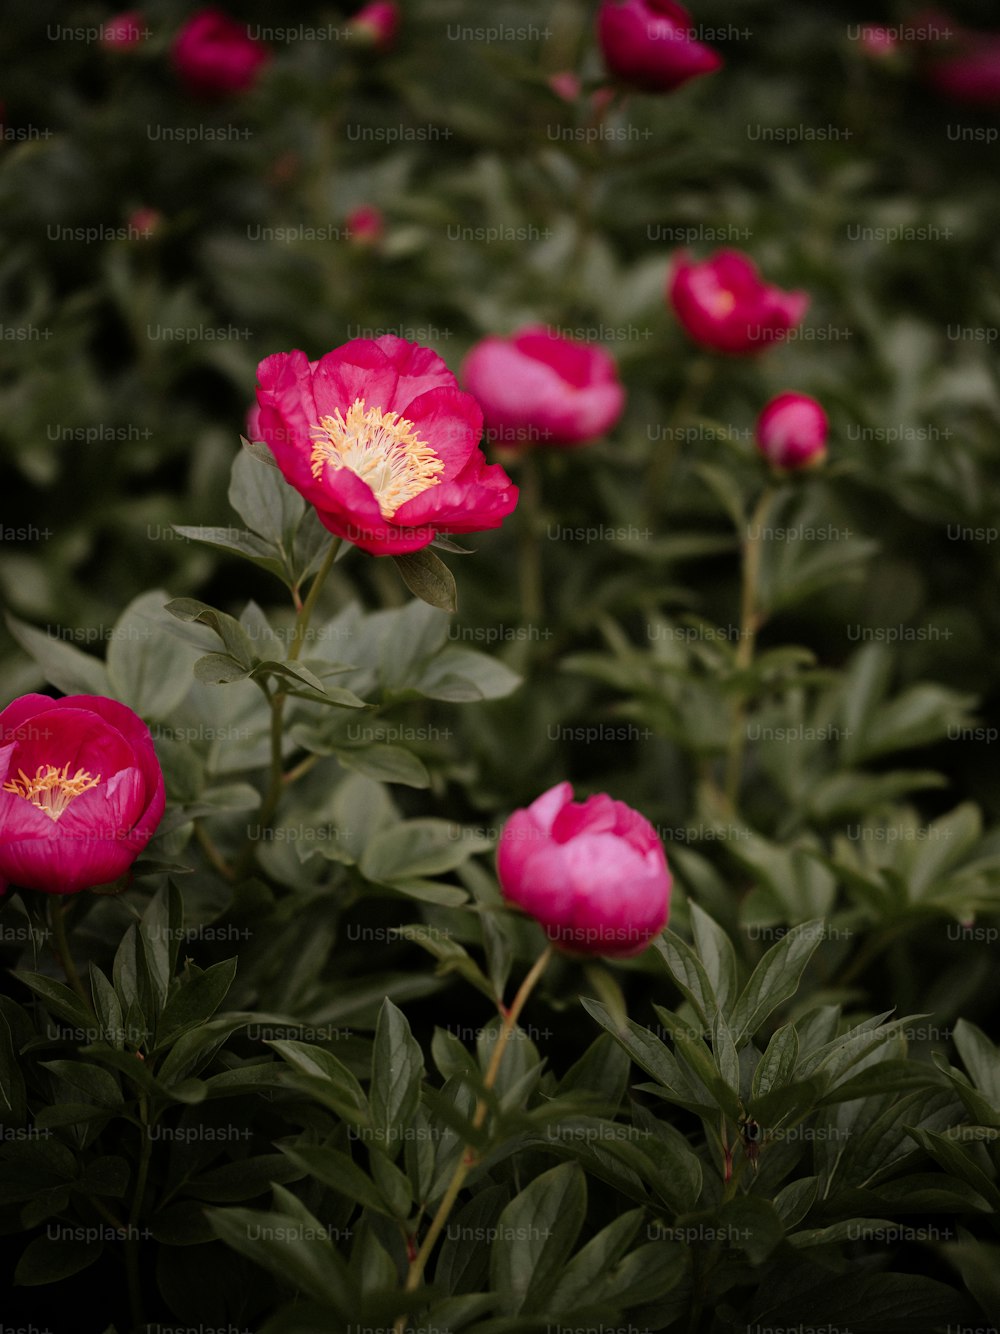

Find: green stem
193;820;234;882
517;452;544;625
126;1093;152;1331
48;899;94;1015
235;540;341;875
644;358;714;529
394;947;554;1330
723;487;775;809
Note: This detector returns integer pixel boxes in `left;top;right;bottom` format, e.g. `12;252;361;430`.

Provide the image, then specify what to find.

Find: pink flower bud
497;783;671;957
349;1;400;52
855;24;899;58
756;392;828;471
127;207;162;239
172;9;270;98
548;71;582;102
668;249;809;356
101;11;148;51
597;0;722;94
462;327;625;449
0;695;165;895
346;205;384;246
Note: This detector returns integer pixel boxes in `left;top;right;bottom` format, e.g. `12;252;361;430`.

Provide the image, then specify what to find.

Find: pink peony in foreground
172;9;269;97
462;327;625;449
668;249;809;355
0;695;165;896
253;337;519;555
497;782;671;957
756;392;828;471
597;0;722;93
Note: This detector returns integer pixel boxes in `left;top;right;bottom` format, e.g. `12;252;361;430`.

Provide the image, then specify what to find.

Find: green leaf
15;1234;103;1285
266;1040;369;1125
106;591;199;719
730;920;825;1042
155;959;237;1049
370;999;425;1162
207;1203;355;1313
361;820;492;883
410;647;522;702
6;613;111;695
752;1024;800;1102
336;743;430;788
392;549;458;612
490;1162;587;1315
229;447;303;548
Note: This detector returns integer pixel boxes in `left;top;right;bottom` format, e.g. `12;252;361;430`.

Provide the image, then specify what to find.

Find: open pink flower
346;205;384;246
668;249;809;355
0;695;165;896
253;337;519;555
597;0;722;93
756;392;828;471
497;782;671;957
462;327;625;449
172;10;269;97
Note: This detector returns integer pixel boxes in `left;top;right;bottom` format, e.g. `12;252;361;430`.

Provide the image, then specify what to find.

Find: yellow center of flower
309;398;444;519
711;289;736;316
3;763;101;822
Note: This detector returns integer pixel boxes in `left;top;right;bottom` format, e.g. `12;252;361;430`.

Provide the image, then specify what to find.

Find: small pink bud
756;392;828;471
348;1;400;52
101;11;148;50
548;71;582;101
127;207;162;239
346;205;384;246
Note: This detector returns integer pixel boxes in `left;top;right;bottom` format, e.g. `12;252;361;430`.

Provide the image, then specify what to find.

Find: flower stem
394;946;554;1330
644;357;714;530
234;539;340;875
126;1093;152;1331
517;451;544;625
48;898;94;1014
723;487;775;808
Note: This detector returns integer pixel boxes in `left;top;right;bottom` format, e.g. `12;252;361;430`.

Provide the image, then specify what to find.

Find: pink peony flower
497;783;671;957
0;695;165;896
597;0;722;93
172;9;269;97
461;327;625;449
128;206;162;239
253;337;519;556
921;18;1000;106
855;24;899;59
348;1;400;51
756;392;828;471
668;249;809;356
346;205;385;245
101;11;148;50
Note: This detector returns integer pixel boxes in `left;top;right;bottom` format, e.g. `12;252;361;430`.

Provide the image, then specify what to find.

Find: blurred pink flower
922;18;1000;106
668;249;809;355
756;392;828;471
101;11;148;50
172;10;270;97
497;782;671;957
346;205;385;245
253;337;518;555
349;1;400;52
597;0;722;93
548;71;582;101
0;695;165;895
462;327;625;449
127;206;162;238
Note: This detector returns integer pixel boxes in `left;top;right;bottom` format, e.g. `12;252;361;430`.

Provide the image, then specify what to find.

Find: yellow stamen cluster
309;398;444;519
3;763;101;821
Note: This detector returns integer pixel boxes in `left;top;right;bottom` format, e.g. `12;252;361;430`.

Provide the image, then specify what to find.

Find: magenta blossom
497;782;671;957
253;336;518;556
462;327;625;449
597;0;722;93
921;19;1000;106
756;392;828;471
346;205;384;245
349;1;399;51
0;695;165;896
668;249;809;355
101;11;147;50
172;10;269;97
